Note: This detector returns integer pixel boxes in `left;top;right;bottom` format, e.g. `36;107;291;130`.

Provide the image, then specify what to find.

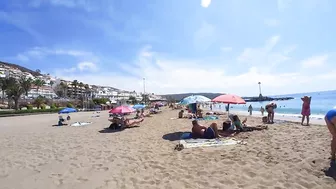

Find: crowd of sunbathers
190;114;268;139
108;107;160;130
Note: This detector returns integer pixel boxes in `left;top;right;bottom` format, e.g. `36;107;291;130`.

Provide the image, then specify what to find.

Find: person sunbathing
191;120;223;139
231;114;267;132
140;109;151;118
108;116;144;129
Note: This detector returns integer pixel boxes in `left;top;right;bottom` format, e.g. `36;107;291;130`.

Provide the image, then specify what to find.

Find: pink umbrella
212;94;246;104
109;105;136;114
212;94;246;116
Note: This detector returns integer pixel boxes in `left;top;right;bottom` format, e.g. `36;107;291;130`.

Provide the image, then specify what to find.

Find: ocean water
208;90;336;119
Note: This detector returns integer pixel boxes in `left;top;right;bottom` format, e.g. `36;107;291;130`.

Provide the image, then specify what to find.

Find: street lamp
143;78;146;104
258;82;262;98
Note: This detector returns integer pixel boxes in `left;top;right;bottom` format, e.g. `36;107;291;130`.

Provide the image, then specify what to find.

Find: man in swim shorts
325;109;336;161
191;120;221;139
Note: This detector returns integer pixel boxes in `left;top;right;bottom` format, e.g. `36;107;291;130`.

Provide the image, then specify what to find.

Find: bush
50;104;57;109
41;104;46;110
27;105;33;110
67;103;74;108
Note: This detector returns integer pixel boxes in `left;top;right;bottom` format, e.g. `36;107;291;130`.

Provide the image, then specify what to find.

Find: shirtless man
191;120;222;139
325;109;336;161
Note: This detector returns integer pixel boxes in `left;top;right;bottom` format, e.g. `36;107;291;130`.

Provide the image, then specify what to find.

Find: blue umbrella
59;107;77;114
180;95;211;105
133;104;146;110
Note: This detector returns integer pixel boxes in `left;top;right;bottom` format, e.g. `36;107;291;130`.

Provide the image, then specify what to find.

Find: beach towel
197;115;218;121
179;137;245;149
71;122;92;126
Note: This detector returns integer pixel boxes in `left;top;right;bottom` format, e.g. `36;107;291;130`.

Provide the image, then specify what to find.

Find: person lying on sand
231;114;268;132
178;110;196;119
325;109;336;161
140;109;152;118
108;116;144;129
191;120;226;139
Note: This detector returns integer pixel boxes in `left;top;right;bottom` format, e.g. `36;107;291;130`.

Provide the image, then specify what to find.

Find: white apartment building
27;85;57;99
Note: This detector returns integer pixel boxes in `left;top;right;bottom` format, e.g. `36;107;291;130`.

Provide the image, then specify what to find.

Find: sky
0;0;335;96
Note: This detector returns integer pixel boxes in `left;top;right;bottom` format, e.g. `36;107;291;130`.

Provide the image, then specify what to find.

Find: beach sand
0;108;335;189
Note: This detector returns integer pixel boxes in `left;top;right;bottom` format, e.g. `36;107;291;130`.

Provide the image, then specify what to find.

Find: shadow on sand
98;126;140;133
162;132;184;141
52;124;68;127
323;161;336;181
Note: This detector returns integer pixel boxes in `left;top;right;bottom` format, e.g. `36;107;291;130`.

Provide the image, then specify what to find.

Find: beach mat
197;116;218;121
179;136;244;149
71;122;92;126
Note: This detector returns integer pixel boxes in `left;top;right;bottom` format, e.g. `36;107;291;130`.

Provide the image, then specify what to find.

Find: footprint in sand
77;177;89;182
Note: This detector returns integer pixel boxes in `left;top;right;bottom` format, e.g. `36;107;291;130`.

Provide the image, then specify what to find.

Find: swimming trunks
203;127;215;139
326;109;336;122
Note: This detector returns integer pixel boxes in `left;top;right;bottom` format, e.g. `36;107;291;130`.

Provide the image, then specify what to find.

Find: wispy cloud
29;0;97;11
300;54;329;68
221;47;232;52
264;19;280;27
201;0;211;8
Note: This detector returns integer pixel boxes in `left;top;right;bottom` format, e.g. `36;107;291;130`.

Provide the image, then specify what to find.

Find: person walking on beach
210;104;212;111
265;102;276;123
260;106;265;116
248;105;253;115
301;96;312;126
325;109;336;161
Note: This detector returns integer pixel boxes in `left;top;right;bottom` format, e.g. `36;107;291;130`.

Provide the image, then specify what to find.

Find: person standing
265;102;276;123
248;104;253;115
301;96;312;126
325;109;336;161
210;104;213;111
260;106;265;116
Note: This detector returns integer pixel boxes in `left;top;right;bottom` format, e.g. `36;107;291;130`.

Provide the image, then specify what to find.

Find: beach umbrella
59;107;77;114
133;104;146;110
180;95;211;105
109;105;136;114
212;94;246;116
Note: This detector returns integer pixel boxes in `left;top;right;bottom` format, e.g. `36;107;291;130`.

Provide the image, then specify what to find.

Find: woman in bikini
301;96;312;126
325;109;336;161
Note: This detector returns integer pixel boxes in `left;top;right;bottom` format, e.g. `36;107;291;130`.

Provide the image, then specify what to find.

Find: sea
208;90;336;120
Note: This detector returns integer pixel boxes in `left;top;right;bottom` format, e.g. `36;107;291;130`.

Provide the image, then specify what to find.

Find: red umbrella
212;94;246;104
109;105;136;114
212;94;246;116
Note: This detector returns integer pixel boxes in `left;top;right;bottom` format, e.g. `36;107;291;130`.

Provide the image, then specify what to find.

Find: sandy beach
0;108;335;189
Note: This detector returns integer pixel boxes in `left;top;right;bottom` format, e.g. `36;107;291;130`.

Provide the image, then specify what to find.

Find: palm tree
20;76;33;96
49;80;54;88
60;82;68;98
0;77;15;104
6;78;25;110
71;80;79;99
34;78;46;95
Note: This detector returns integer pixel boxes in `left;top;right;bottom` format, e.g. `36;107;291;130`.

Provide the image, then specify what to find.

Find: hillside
0;61;41;76
161;92;224;102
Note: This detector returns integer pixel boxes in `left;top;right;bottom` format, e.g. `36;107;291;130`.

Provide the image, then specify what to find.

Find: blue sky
0;0;335;96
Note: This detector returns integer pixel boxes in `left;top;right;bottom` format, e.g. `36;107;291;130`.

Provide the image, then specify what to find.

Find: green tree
34;96;45;109
34;78;46;94
20;76;33;96
92;98;109;105
128;96;138;104
0;77;16;104
60;82;68;97
5;78;25;110
71;80;79;98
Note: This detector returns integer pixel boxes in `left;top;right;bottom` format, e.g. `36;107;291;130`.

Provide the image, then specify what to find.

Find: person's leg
242;118;247;124
301;115;305;125
271;112;274;123
325;116;336;160
209;123;219;137
307;115;310;126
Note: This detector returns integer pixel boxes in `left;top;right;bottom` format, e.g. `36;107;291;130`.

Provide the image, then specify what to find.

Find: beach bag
262;116;268;123
223;121;231;131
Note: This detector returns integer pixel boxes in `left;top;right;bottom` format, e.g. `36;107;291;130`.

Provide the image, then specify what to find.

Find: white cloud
300;54;329;68
264;19;280;27
16;47;95;61
221;47;232;52
77;61;98;71
54;45;336;96
201;0;211;8
277;0;293;11
30;0;97;12
193;22;216;51
237;35;288;70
